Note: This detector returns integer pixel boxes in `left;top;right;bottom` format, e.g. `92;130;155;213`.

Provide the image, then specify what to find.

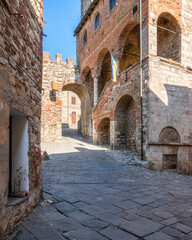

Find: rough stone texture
10;129;192;240
75;0;192;173
0;0;43;239
41;52;81;142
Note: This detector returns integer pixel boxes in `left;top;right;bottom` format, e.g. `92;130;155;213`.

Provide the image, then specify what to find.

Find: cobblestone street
10;130;192;240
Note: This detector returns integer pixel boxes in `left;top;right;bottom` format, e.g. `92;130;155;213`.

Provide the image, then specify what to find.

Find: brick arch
95;48;112;98
96;117;110;145
62;83;92;139
118;22;140;72
117;21;140;57
95;48;112;75
113;94;137;149
81;66;94;107
157;12;181;62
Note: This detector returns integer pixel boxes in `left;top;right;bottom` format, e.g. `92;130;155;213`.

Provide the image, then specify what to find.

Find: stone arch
157;12;181;62
81;66;94;107
96;48;112;98
114;94;137;149
118;22;140;72
62;83;92;139
159;126;180;143
96;117;110;145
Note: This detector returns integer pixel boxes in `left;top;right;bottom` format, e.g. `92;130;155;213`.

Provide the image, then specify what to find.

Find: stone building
41;52;81;143
0;0;43;239
73;0;192;173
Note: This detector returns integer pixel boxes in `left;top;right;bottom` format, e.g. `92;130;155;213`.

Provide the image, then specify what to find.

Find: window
9;109;29;198
94;13;100;31
109;0;116;12
83;30;87;46
72;97;76;105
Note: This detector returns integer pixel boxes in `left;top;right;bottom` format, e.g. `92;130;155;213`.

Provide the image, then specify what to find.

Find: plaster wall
12;116;29;193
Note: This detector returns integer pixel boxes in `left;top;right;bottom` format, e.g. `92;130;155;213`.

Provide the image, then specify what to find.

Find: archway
82;66;94;107
119;23;140;72
97;49;112;98
114;94;136;149
96;117;110;145
62;83;92;139
157;12;181;62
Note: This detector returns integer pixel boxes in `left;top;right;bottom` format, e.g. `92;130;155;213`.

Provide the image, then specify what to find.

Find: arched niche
114;94;137;149
157;12;181;62
96;117;110;145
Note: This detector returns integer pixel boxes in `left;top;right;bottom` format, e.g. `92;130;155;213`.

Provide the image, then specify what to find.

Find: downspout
140;0;144;160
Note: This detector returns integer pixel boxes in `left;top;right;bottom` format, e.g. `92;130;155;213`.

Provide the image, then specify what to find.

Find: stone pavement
10;129;192;239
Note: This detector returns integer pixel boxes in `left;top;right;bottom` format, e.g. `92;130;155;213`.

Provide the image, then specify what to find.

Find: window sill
7;196;29;207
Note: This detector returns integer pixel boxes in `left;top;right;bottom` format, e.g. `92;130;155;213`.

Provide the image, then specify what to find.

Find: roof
74;0;99;36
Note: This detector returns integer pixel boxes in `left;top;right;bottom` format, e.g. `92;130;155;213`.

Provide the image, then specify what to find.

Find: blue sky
43;1;81;64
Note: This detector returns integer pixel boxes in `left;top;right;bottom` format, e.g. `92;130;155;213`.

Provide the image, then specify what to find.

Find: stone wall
0;0;43;238
147;57;192;173
41;52;78;142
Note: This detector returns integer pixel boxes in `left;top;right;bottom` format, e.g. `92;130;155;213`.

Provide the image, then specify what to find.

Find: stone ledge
7;196;29;207
148;142;192;147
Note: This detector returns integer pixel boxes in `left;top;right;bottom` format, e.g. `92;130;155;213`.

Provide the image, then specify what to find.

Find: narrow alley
10;130;192;240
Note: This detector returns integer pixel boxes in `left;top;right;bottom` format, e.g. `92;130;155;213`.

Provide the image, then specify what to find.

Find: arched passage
97;49;112;98
62;83;92;139
96;117;110;145
119;23;140;72
114;94;137;149
81;66;94;107
157;13;181;62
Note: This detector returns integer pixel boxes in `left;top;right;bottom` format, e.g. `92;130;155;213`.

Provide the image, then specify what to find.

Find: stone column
93;76;98;106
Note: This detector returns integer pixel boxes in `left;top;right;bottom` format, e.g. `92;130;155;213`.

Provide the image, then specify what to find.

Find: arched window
157;13;181;62
94;13;100;31
109;0;116;12
82;30;87;46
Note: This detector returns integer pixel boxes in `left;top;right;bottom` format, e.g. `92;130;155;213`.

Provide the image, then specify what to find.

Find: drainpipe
140;0;144;160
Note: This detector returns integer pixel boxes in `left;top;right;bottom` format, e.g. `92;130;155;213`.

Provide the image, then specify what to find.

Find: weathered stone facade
0;0;43;239
74;0;192;173
41;52;81;142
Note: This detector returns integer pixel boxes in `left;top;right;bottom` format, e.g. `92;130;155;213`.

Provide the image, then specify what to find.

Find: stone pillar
93;76;98;106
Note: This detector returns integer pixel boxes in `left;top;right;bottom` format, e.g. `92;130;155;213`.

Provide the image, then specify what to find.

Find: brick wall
0;0;43;238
